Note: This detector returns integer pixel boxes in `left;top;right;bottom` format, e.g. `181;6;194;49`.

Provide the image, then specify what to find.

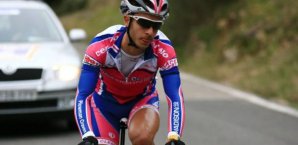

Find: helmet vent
161;4;168;11
128;0;141;7
156;0;160;6
144;0;155;10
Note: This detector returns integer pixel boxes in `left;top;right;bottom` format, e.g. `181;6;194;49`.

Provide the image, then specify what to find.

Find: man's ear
124;15;130;26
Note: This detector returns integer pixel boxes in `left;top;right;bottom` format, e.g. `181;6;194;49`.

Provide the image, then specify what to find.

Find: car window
0;8;63;43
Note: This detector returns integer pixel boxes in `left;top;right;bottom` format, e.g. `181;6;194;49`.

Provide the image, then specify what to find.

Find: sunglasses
129;15;163;30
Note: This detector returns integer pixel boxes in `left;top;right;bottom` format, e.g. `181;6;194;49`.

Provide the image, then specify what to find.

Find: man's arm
160;66;185;136
74;64;100;139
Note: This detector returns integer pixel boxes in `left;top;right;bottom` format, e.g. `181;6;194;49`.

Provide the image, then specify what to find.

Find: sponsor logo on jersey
101;69;153;84
158;48;169;58
109;132;115;139
98;139;116;145
173;101;180;132
83;54;100;66
95;47;108;56
162;58;178;70
77;100;87;133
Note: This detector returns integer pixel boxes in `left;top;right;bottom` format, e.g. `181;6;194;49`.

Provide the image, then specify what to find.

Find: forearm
161;68;185;136
74;64;99;138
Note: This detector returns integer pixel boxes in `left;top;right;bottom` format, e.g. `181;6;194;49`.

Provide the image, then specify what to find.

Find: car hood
0;43;81;68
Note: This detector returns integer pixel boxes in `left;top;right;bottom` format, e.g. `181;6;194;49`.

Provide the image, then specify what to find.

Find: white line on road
181;72;298;118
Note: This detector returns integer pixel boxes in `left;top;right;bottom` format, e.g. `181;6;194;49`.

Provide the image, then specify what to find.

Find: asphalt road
1;44;298;145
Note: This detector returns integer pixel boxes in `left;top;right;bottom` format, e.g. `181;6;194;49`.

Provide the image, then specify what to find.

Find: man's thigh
88;96;119;145
127;92;160;143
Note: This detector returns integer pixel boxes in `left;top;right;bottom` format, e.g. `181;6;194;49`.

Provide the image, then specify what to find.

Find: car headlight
53;65;80;81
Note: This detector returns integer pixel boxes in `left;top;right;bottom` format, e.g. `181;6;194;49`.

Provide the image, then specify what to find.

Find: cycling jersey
74;25;185;142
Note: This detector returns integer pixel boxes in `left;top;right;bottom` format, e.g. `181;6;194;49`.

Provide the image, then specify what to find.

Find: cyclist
75;0;185;145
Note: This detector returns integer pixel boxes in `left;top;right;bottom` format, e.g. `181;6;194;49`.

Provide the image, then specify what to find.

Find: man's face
125;13;163;50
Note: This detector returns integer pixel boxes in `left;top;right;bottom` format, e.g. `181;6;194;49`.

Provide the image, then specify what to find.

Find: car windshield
0;8;63;43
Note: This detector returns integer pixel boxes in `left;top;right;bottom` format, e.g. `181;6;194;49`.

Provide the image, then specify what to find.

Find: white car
0;0;86;124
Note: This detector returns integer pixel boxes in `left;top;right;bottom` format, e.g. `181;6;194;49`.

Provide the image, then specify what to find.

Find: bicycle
119;118;184;145
119;118;128;145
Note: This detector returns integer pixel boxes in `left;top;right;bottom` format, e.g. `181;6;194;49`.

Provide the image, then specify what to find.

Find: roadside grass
181;0;298;109
60;0;122;41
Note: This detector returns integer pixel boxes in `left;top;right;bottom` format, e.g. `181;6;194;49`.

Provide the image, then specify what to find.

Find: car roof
0;0;48;9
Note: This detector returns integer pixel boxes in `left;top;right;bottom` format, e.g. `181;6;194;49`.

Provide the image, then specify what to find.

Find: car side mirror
69;28;87;42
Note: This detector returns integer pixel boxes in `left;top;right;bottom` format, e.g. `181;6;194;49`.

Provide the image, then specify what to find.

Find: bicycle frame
119;118;128;145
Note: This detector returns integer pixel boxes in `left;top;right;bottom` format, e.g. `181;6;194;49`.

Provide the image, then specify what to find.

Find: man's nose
145;27;156;36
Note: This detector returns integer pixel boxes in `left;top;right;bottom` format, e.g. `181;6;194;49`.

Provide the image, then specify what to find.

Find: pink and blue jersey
74;25;185;142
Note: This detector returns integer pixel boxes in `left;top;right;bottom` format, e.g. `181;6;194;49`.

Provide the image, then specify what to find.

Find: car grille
0;68;43;81
0;99;57;110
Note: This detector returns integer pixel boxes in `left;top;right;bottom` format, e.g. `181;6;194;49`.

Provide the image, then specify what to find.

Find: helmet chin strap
127;17;140;49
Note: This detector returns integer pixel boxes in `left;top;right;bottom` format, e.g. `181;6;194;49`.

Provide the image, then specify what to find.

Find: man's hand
166;140;186;145
166;132;186;145
78;136;98;145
